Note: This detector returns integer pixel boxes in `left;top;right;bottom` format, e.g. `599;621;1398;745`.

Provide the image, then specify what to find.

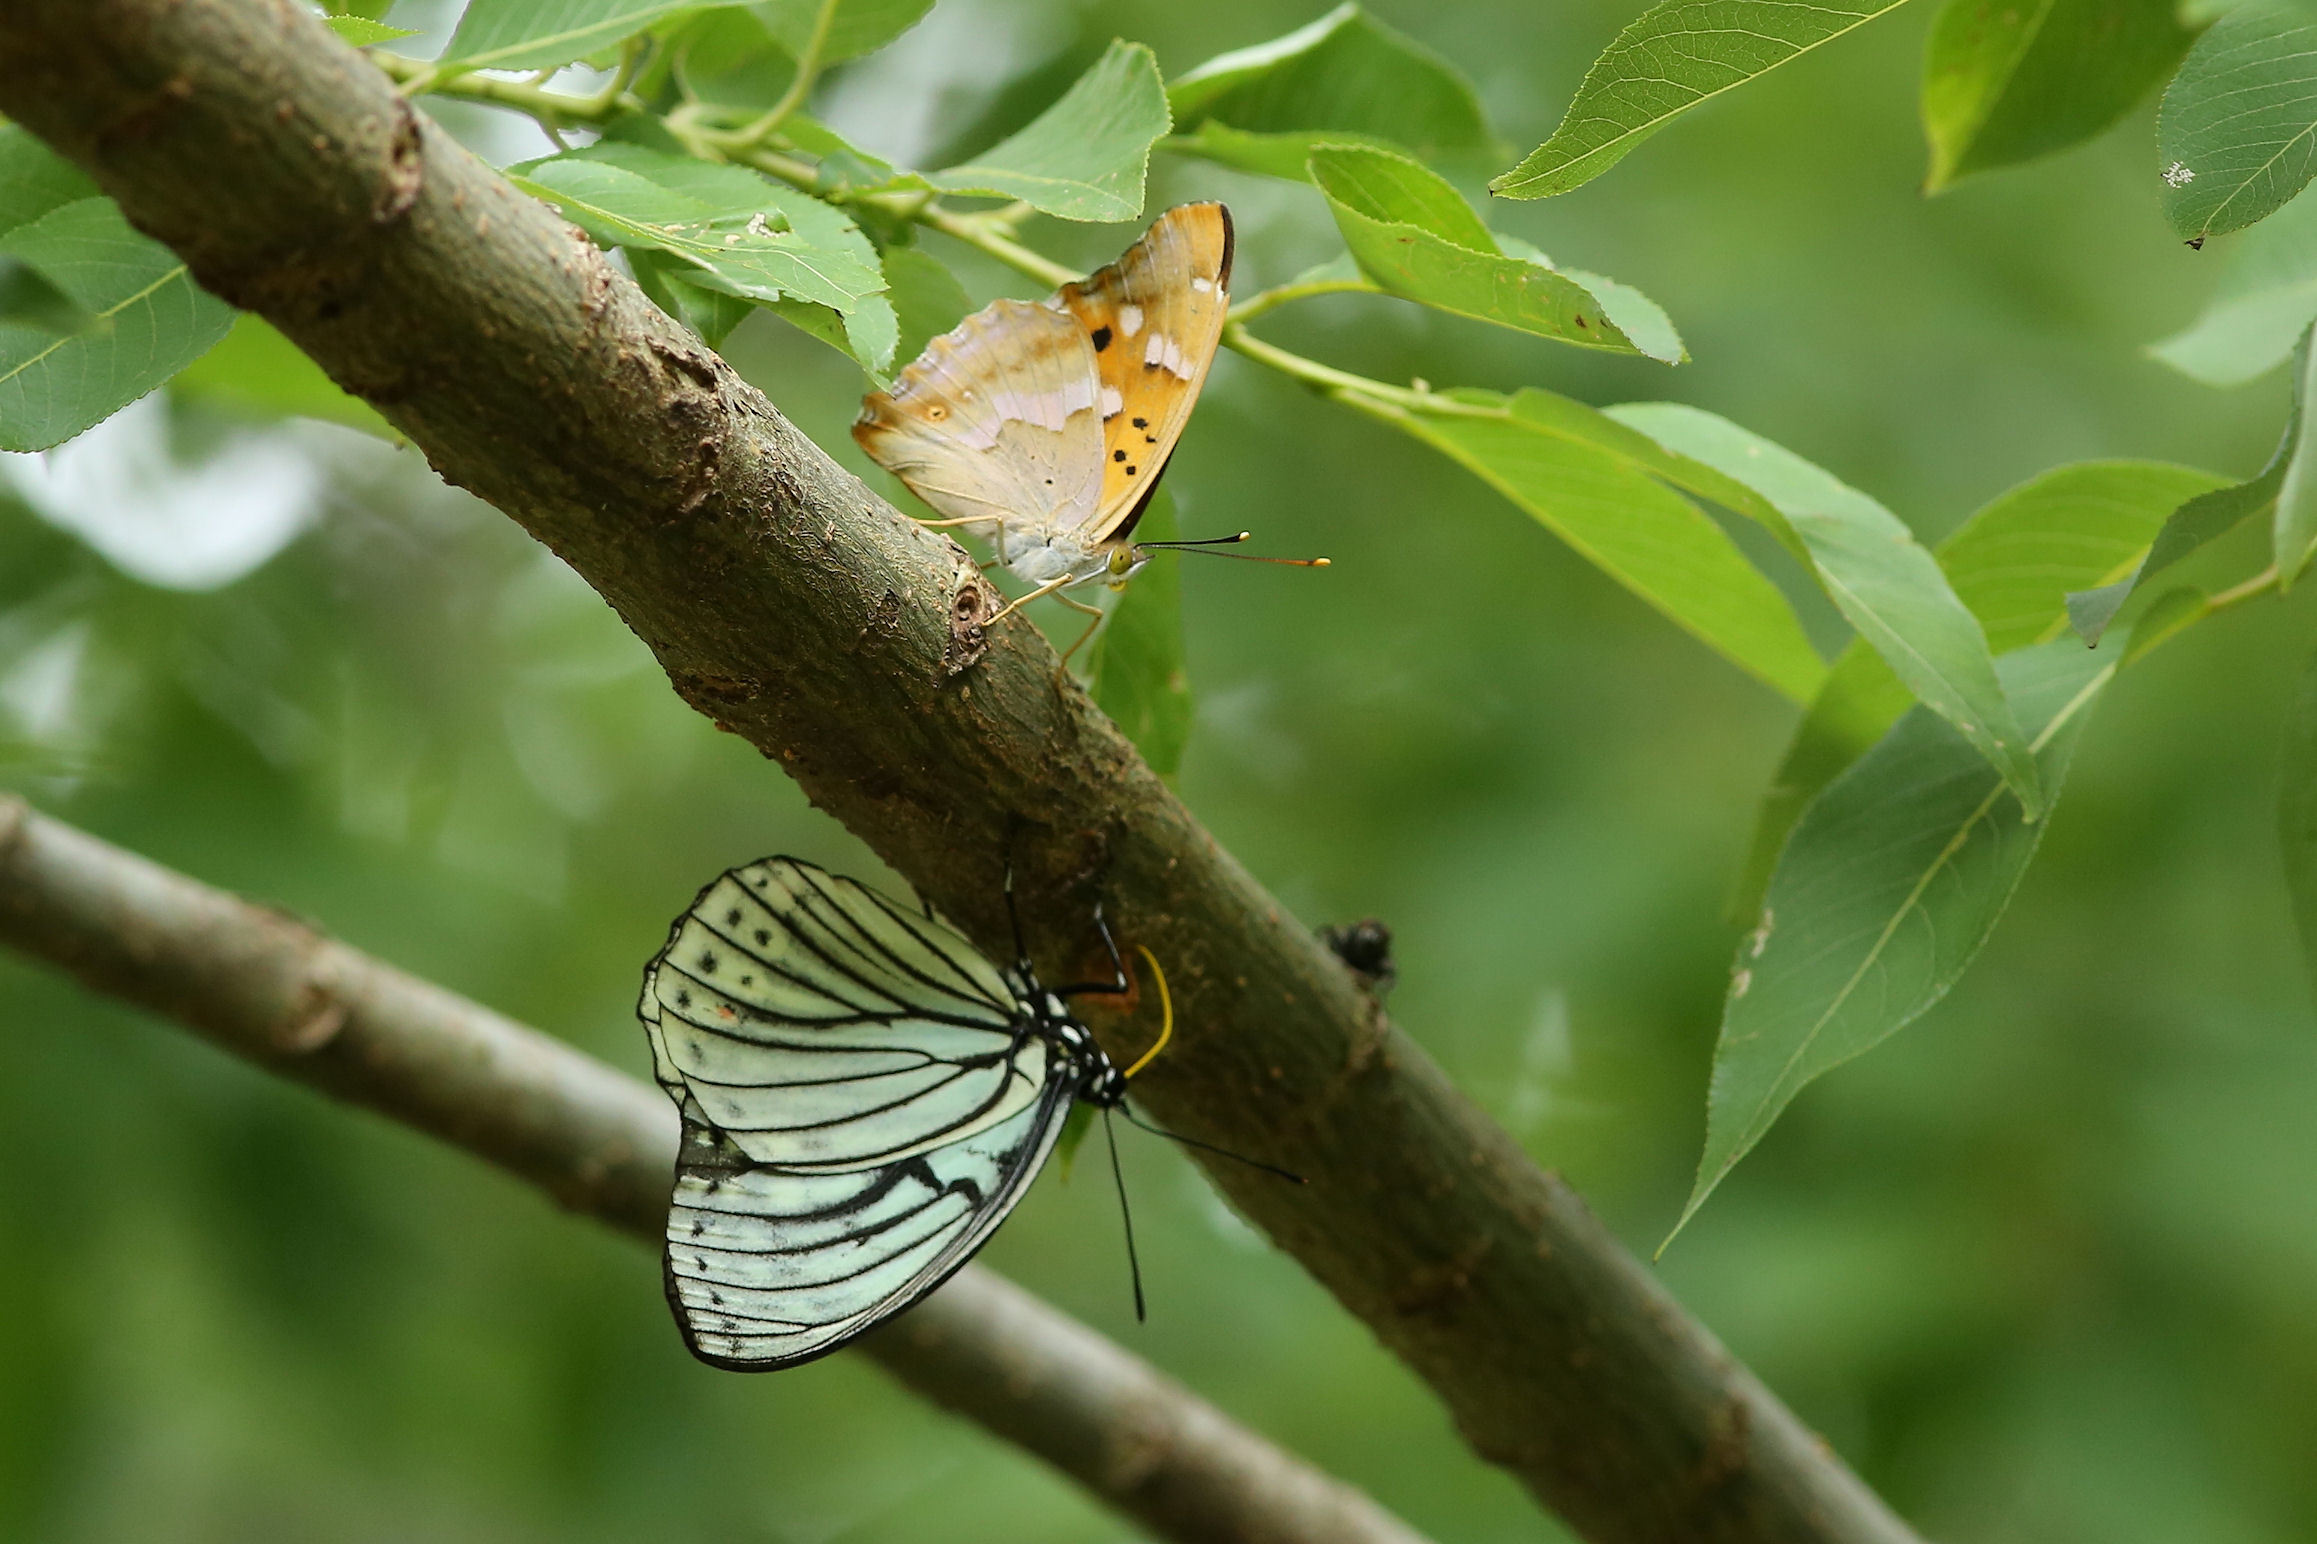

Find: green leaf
546;141;899;372
2278;639;2317;1008
782;114;933;197
444;0;745;71
0;198;235;452
1940;461;2231;648
930;40;1170;222
1316;141;1495;246
881;245;972;368
1920;0;2193;192
1609;402;2045;817
2159;9;2317;244
1309;144;1684;361
1053;1101;1096;1183
0;125;99;238
763;290;900;377
2070;328;2310;640
1090;491;1194;776
1167;4;1491;161
2279;324;2317;583
324;14;419;44
1385;389;1828;702
1503;237;1688;366
755;0;934;63
1726;647;1915;923
2120;583;2212;665
650;8;793;112
627;246;751;347
171;312;397;438
509;146;884;314
0;257;101;337
2150;182;2317;386
1160;122;1406;183
1490;0;1912;200
1730;460;2227;918
1675;637;2115;1243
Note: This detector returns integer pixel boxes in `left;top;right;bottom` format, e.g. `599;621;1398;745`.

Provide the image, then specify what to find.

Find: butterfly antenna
1117;1105;1305;1184
1103;1106;1147;1323
1142;531;1254;548
1142;532;1329;568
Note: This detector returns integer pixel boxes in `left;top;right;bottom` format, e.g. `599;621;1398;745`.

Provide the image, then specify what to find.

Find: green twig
2209;563;2281;614
1228;273;1377;325
729;0;838;146
374;51;637;126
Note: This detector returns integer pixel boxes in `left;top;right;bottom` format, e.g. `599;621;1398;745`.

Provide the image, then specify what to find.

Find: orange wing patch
1049;203;1234;544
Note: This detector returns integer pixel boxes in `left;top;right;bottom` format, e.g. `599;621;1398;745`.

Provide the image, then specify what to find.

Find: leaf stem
374;51;639;125
917;204;1081;287
1227;274;1376;325
729;0;840;146
2209;563;2281;613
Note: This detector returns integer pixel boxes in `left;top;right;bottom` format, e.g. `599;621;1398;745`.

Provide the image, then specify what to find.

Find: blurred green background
4;1;2312;1540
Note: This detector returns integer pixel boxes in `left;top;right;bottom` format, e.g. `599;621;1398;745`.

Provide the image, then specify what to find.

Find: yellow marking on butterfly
1122;944;1172;1080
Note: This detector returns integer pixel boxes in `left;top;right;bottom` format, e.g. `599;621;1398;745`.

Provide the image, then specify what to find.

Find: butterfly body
638;856;1127;1370
855;204;1234;600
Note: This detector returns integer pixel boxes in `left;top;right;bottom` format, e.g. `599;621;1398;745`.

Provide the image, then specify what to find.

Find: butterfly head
1047;1013;1128;1105
1105;544;1150;588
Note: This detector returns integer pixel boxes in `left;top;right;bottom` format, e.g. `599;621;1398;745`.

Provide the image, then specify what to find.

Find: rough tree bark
0;797;1430;1544
0;5;1921;1541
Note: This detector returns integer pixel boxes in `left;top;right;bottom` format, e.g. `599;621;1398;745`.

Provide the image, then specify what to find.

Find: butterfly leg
983;573;1078;628
1054;594;1107;674
1002;853;1033;979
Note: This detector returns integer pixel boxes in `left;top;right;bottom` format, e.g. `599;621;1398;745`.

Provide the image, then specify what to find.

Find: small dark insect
1321;918;1396;994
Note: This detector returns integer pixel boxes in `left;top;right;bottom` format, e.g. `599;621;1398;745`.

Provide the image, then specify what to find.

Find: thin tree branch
0;795;1431;1544
0;6;1920;1541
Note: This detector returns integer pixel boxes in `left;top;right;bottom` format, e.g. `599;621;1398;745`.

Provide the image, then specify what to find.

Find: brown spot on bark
946;565;998;674
1393;1235;1492;1316
95;73;194;157
1693;1396;1753;1494
860;589;904;646
371;98;423;223
649;333;720;391
277;981;348;1053
0;796;27;862
671;671;763;712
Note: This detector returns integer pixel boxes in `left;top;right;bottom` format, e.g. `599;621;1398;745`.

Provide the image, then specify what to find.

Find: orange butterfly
854;203;1320;657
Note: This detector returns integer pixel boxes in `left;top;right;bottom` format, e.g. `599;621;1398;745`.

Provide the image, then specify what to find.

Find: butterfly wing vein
640;858;1074;1369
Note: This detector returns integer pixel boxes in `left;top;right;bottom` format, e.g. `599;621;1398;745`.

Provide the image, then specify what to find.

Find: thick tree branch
0;6;1920;1541
0;796;1430;1544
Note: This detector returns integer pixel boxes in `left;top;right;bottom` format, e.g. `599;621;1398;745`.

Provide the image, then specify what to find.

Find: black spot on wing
1090;326;1112;352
